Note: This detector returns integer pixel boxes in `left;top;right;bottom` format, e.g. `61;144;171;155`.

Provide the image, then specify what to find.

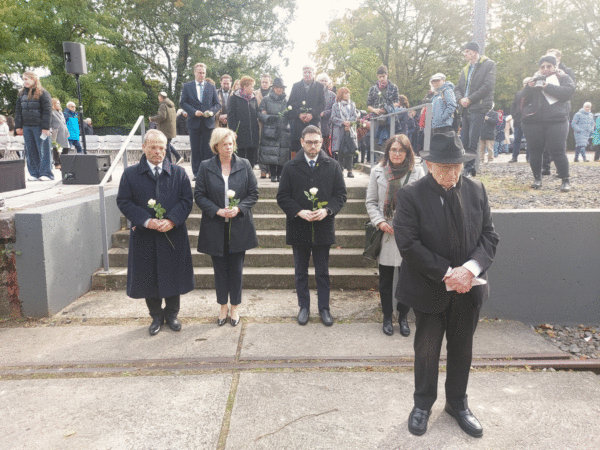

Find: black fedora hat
272;77;286;89
421;132;475;164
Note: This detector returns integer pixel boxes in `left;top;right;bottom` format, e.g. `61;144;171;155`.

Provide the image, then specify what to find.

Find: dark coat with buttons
227;91;260;149
116;154;195;299
194;154;259;256
15;88;52;129
277;150;347;246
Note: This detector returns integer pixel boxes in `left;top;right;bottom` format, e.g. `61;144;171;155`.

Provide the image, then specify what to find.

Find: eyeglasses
389;149;405;155
304;140;322;146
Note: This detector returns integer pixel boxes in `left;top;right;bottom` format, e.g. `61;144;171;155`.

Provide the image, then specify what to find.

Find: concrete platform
0;374;231;450
226;371;600;449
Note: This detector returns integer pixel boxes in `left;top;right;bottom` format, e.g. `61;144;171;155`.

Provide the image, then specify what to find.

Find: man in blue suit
180;62;221;178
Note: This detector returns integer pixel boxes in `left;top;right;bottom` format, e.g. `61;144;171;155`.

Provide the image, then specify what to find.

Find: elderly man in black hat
393;131;499;438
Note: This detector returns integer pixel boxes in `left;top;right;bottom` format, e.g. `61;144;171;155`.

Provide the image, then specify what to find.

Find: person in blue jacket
64;101;84;154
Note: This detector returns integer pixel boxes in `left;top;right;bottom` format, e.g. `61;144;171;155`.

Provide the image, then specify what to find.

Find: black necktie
154;167;160;200
309;160;316;171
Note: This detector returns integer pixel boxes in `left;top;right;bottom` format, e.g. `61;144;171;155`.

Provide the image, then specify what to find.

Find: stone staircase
92;182;378;290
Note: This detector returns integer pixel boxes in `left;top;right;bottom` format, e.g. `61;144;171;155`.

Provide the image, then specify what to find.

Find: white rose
227;190;236;199
309;187;318;196
148;199;156;207
208;111;213;116
287;105;292;110
302;101;306;105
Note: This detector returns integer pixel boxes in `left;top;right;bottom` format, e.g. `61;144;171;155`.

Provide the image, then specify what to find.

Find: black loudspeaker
0;160;26;193
60;155;111;185
63;42;88;75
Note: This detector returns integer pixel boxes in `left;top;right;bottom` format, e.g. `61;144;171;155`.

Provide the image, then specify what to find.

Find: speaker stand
75;74;88;154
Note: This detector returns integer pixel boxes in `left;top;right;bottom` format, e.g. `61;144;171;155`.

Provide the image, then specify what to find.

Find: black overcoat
287;80;325;140
116;155;195;298
227;92;260;149
393;174;499;314
277;150;347;246
194;154;259;256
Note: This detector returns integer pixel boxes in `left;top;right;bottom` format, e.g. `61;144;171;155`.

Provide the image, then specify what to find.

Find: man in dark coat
179;62;221;178
216;74;232;128
454;42;496;177
287;65;325;157
116;129;195;336
393;132;499;438
276;125;347;326
509;78;531;162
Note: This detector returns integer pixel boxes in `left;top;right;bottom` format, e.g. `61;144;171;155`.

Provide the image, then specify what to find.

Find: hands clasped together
217;207;240;219
443;266;475;294
146;218;175;233
297;209;328;222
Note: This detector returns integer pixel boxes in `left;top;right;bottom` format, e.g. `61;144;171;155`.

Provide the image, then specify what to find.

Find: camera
532;75;546;87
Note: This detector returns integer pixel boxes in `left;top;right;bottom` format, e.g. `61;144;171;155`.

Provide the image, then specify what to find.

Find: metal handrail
98;115;146;272
369;103;433;166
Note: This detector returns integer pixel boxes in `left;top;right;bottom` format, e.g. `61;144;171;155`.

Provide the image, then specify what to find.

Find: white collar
147;160;163;173
304;153;318;165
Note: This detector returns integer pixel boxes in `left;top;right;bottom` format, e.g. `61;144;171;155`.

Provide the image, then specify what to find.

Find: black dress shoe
530;178;542;189
541;170;551;176
297;307;309;325
399;316;410;337
149;317;163;336
408;406;431;436
230;316;240;327
560;178;571;192
217;316;228;326
319;309;333;326
444;402;483;438
347;172;354;178
165;317;182;332
382;316;393;336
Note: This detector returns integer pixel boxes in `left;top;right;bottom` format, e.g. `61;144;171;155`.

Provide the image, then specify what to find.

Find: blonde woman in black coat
194;127;259;326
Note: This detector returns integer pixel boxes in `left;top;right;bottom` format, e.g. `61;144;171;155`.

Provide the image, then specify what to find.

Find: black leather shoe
560;178;571;192
508;159;517;163
217;317;227;326
319;309;333;326
230;316;240;327
297;307;309;325
541;170;551;176
271;176;278;182
165;317;182;332
444;402;483;438
149;317;163;336
399;316;410;337
408;406;431;436
530;178;542;189
347;172;354;178
382;316;393;336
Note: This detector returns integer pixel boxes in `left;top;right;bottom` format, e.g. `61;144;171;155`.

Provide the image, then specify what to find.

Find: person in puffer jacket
64;102;83;154
429;73;457;134
14;71;54;180
571;102;594;162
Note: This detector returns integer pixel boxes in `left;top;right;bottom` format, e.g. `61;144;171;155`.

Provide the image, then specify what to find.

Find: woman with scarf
227;76;260;168
521;55;575;192
365;134;425;336
331;87;359;177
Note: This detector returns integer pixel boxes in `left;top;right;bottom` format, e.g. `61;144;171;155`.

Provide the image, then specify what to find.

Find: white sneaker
39;176;52;181
27;176;39;181
176;157;184;165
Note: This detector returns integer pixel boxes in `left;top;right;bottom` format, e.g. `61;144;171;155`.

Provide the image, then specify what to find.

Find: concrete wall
483;209;600;325
14;189;121;317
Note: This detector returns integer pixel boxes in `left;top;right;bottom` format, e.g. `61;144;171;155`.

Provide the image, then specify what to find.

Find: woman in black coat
194;127;259;326
14;71;54;181
521;55;575;192
227;76;260;168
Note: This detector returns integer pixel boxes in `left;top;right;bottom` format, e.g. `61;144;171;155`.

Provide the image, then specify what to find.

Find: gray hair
584;102;592;109
66;101;76;108
143;129;167;145
316;73;330;84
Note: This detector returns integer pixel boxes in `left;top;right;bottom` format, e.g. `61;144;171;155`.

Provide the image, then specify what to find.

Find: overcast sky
272;0;363;85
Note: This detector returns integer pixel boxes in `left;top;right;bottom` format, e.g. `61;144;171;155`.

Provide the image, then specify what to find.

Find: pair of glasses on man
304;140;322;146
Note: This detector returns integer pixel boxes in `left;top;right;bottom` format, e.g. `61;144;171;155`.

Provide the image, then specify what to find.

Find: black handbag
263;121;280;140
363;220;384;261
339;129;358;155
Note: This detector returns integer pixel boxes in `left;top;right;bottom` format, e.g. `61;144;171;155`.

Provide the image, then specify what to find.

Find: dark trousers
211;226;245;305
293;244;331;311
189;125;213;176
413;294;480;411
511;123;524;160
166;139;182;162
237;147;257;168
594;144;600;161
269;164;283;178
146;295;180;320
378;264;410;319
522;121;570;179
460;111;485;175
68;139;84;154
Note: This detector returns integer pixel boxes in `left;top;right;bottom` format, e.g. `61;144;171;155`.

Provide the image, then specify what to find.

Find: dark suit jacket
277;150;347;246
287;80;325;140
180;80;221;130
393;175;499;314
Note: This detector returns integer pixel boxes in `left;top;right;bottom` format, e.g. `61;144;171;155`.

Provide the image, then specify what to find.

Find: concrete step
107;247;376;268
92;267;380;290
242;185;367;200
112;229;366;249
190;198;367;215
120;214;369;231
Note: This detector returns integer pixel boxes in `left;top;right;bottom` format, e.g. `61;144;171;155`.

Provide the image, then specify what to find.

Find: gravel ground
535;323;600;359
462;152;600;209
